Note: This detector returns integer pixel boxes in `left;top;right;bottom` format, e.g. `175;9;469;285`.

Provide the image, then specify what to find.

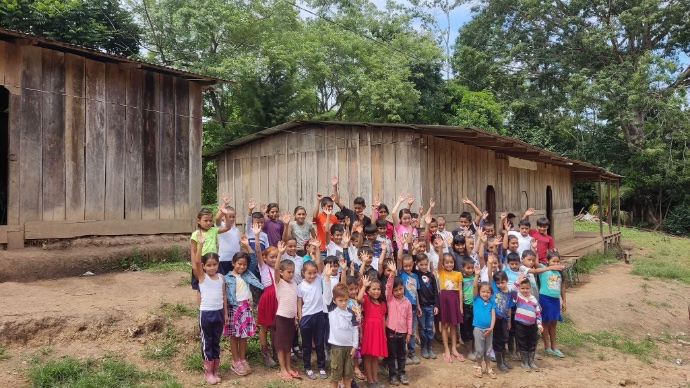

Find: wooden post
607;178;612;235
598;175;603;238
616;179;621;232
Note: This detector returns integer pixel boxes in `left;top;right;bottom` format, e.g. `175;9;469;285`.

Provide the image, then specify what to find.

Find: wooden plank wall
0;42;203;241
217;125;574;241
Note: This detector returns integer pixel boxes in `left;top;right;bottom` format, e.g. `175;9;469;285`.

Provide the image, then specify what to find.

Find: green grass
0;345;9;360
159;301;197;318
573;251;615;274
143;324;179;360
115;246;190;273
557;316;657;362
574;222;690;284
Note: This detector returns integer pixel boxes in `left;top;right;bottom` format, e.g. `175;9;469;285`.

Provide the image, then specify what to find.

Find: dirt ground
1;259;689;387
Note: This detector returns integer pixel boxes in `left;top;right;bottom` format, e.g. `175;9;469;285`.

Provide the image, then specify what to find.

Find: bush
662;204;690;236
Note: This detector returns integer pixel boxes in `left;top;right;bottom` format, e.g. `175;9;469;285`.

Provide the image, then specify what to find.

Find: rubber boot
261;345;277;368
427;339;437;359
466;340;476;361
520;351;531;372
503;350;513;369
528;352;540;371
203;360;217;384
420;337;430;359
508;333;519;360
495;351;508;372
212;359;222;383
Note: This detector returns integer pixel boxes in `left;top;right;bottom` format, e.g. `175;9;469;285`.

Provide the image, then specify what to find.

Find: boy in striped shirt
513;277;543;372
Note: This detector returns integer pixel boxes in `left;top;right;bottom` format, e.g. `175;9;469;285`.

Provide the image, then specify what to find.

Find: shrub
662;204;690;236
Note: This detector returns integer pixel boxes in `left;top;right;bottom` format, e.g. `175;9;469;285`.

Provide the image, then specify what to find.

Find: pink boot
203;360;217;384
213;359;222;383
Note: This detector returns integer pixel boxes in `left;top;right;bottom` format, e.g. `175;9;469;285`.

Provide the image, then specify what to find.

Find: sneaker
399;374;409;385
290;349;299;362
410;354;421;364
552;349;565;358
428;348;437;359
389;375;400;386
231;361;247;376
292;346;303;358
421;347;430;359
544;348;556;357
490;349;496;362
405;356;413;365
240;360;251;373
305;369;317;380
319;369;328;379
376;381;387;388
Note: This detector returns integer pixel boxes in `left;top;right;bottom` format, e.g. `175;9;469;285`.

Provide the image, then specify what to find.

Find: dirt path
1;263;689;387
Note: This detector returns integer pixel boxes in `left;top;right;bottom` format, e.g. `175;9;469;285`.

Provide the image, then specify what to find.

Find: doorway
0;87;8;225
485;185;496;227
546;186;553;236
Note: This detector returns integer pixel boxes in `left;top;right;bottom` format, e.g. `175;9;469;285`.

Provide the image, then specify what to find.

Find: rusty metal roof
0;28;236;84
204;120;622;181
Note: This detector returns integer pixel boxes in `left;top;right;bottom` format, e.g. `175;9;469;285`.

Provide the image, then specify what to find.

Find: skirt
539;294;563;322
439;290;463;325
273;315;297;351
257;284;277;326
226;300;256;338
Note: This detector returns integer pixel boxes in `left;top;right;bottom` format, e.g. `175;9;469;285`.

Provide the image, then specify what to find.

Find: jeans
514;321;538;352
459;303;474;341
300;312;326;370
386;328;406;377
418;305;434;342
407;304;418;355
492;316;509;352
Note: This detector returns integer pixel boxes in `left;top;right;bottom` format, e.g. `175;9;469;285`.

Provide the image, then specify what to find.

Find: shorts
330;345;354;382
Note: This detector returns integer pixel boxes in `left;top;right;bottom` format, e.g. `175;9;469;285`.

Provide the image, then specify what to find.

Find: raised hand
344;216;351;227
493;236;502;246
380;240;388;253
480;234;488;243
418;206;424;216
324;263;332;278
503;219;511;231
530;238;538;250
362;276;372;288
332;175;339;187
240;234;249;247
316;193;323;201
222;192;231;206
406;193;416;207
342;230;351;245
196;230;205;245
277;240;286;255
397;192;406;203
524;208;535;217
445;234;453;245
474;264;481;276
387;260;397;273
324;207;332;217
281;211;291;224
309;238;321;248
248;198;256;211
372;196;380;209
251;222;261;236
338;256;347;270
461;197;474;205
260;203;267;214
500;212;507;220
424;212;432;226
481;211;489;220
429;197;435;209
433;236;444;249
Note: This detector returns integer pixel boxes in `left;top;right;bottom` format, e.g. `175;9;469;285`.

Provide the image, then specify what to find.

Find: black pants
386;328;406;377
492;316;509;352
459;304;474;341
514;321;538;352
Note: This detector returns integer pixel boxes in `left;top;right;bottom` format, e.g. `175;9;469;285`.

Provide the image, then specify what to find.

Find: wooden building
207;120;621;254
0;28;227;249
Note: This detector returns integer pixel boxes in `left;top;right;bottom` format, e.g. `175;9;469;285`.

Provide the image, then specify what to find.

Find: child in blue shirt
490;271;515;372
398;254;422;364
472;265;496;379
503;252;521;360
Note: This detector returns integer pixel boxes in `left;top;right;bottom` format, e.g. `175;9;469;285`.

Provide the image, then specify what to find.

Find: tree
0;0;140;56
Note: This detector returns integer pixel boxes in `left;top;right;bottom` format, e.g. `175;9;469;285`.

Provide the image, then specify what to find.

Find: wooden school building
206;120;621;256
0;28;227;249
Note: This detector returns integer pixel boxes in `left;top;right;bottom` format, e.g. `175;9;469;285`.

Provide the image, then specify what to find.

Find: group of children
189;177;567;386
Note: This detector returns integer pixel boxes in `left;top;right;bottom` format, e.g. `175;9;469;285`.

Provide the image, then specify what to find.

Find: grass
115;246;190;273
0;345;9;360
159;301;197;318
143;324;179;360
557;316;658;362
573;251;615;274
574;222;690;284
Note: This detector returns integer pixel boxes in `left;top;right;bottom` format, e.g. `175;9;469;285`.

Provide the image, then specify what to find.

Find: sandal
289;370;302;379
355;369;366;380
553;349;565;358
278;372;294;381
452;352;466;362
487;368;497;379
443;352;452;363
473;366;483;378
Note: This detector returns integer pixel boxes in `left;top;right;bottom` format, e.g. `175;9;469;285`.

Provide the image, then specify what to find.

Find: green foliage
662;204;690;236
444;82;503;133
143;323;179;360
573;251;615;274
0;0;140;56
0;346;9;360
28;356;151;387
159;301;197;318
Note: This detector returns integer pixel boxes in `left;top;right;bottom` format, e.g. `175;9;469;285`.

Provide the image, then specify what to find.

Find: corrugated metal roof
0;28;236;84
205;120;622;180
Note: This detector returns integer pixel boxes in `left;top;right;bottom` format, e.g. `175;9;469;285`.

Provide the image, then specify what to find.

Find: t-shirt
508;231;532;257
472;295;496;329
327;241;344;257
217;223;241;262
437;230;453;252
282;252;304;284
538;264;562;298
275;279;298;318
235;276;251;303
244;216;268;252
461;274;474;305
297;274;324;316
375;235;393;259
504;266;519;293
259;263;275;288
289;220;314;250
341;206;372;229
347;299;363;324
426;248;440;273
452;222;478;238
190;227;219;255
529;229;555;264
394;224;417;251
519;265;539;298
491;281;515;319
314;212;338;250
438;268;462;291
479;266;490;283
399;271;420;306
263;218;284;247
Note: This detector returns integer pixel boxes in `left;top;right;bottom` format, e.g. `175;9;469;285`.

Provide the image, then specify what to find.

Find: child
397;254;422;365
273;241;300;381
263;203;284;247
437;253;464;363
513;277;543;372
191;231;227;385
335;189;372;228
254;223;279;368
384;262;412;386
216;193;241;275
490;271;515;372
428;234;444;274
313;177;339;254
435;216;453;252
392;192;418;253
449;234;469;271
297;260;327;379
191;207;232;302
282;237;304;285
283;206;316;256
507;218;532;257
324;272;360;388
358;273;387;387
414;254;439;359
523;210;556;264
452;197;482;236
375;218;394;259
224;241;263;376
245;199;269;276
472;266;496;379
343;272;365;381
504;252;522;361
539;250;566;358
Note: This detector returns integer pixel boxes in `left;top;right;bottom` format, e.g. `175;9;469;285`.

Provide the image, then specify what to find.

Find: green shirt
462;273;474;305
538;264;562;298
190;227;219;256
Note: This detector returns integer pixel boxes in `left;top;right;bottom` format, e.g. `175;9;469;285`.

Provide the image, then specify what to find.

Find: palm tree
587;182;631;225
